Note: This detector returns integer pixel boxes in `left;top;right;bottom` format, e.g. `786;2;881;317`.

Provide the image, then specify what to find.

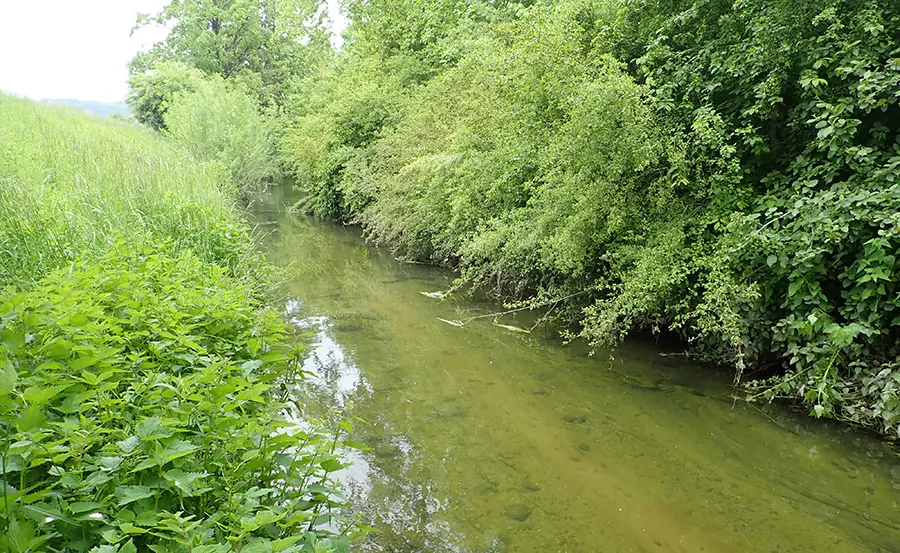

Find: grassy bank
0;95;253;286
0;96;352;552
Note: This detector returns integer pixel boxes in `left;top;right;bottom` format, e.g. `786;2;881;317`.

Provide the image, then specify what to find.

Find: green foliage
164;76;276;195
127;62;206;131
131;0;330;105
0;95;255;287
0;95;355;551
0;245;355;553
279;0;900;436
635;0;900;432
279;56;408;220
277;0;521;219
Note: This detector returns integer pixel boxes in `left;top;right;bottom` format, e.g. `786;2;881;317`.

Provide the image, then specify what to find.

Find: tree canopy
130;0;330;103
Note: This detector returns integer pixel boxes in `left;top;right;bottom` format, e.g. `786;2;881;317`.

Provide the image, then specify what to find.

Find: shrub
278;0;900;435
126;63;206;132
164;77;276;196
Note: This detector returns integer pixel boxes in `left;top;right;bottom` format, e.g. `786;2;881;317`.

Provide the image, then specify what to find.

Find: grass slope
0;95;353;553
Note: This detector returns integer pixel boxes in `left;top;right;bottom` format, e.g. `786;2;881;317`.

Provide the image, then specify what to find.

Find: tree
131;0;331;104
127;62;206;131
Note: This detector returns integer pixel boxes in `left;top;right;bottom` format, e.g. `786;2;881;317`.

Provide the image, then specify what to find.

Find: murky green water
247;187;900;553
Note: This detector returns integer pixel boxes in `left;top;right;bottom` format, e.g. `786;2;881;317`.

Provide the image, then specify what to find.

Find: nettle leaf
69;502;106;514
254;510;285;527
135;417;176;441
157;439;199;463
0;357;17;394
325;536;351;553
163;469;207;495
319;459;345;473
117;436;141;455
239;539;273;553
99;456;124;471
20;503;77;525
23;384;72;405
241;359;263;373
114;485;154;506
270;536;302;553
193;546;229;553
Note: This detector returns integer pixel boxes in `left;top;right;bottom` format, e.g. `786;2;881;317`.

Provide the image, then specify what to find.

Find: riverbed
247;187;900;553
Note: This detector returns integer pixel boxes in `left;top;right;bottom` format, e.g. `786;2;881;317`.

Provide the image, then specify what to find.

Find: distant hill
40;98;130;118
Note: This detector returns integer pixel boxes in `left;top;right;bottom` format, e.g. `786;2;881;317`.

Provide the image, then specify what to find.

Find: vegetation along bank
0;96;354;552
280;0;900;436
122;0;900;437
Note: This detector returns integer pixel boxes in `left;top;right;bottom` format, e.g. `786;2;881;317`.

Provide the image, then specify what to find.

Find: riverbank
278;0;900;437
247;187;900;553
0;96;351;552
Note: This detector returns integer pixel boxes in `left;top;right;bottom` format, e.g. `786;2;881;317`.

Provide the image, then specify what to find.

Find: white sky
0;1;170;103
0;0;347;104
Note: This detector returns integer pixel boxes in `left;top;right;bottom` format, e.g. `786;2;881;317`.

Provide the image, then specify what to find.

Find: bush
0;244;354;553
279;56;407;220
164;77;276;196
634;0;900;432
279;0;900;436
127;63;206;132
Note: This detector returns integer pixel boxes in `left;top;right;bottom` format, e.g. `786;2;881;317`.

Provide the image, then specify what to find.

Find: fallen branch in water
427;290;590;331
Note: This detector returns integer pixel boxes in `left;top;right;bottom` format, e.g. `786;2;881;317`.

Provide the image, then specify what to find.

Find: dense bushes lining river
274;0;900;436
0;96;353;553
123;0;900;437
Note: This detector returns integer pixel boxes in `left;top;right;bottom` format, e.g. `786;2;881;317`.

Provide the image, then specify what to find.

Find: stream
247;187;900;553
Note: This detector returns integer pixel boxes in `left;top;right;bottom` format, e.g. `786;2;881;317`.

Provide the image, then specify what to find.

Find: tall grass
0;94;254;286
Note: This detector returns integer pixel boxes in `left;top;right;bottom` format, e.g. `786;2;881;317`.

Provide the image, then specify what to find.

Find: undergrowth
0;97;356;552
0;246;355;553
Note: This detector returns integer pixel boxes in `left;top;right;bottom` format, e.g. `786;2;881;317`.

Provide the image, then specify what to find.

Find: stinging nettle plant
0;244;360;553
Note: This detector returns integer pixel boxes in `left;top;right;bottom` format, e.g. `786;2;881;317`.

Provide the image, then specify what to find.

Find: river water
247;188;900;553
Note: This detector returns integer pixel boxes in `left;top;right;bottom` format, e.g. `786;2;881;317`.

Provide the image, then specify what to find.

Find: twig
435;290;590;328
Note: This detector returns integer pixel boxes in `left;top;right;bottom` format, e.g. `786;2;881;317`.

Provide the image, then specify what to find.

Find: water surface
248;188;900;553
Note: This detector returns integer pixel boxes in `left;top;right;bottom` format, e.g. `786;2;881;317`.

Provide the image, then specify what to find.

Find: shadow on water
246;187;900;553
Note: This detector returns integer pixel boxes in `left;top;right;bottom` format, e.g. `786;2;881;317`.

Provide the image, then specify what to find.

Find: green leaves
135;418;176;441
277;0;900;438
0;247;353;552
0;356;16;394
115;486;154;506
163;75;276;196
163;469;208;496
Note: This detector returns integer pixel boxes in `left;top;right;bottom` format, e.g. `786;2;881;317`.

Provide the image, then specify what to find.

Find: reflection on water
248;187;900;553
